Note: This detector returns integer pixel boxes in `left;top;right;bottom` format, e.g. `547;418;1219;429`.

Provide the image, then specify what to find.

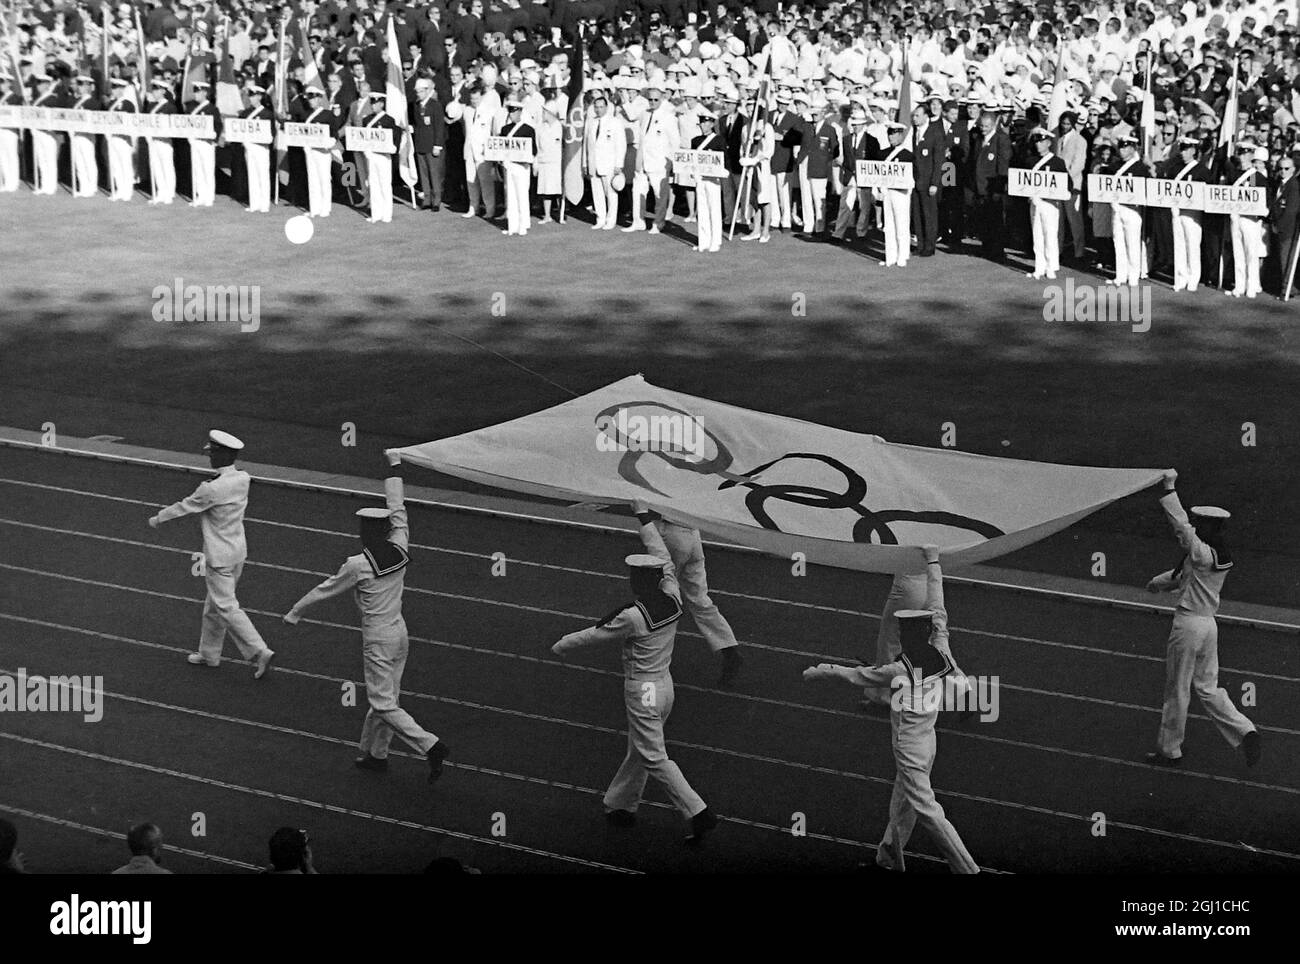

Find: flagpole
1216;57;1238;290
1284;216;1300;302
273;15;286;207
729;51;770;240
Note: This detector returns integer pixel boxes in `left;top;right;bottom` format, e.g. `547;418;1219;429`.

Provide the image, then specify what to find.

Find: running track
0;445;1297;874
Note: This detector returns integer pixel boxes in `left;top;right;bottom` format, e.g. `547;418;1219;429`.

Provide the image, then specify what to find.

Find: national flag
0;6;28;103
1218;60;1238;149
896;40;912;129
561;33;586;206
214;17;242;115
385;15;416;189
1045;40;1070;131
292;17;324;93
391;375;1166;574
133;6;150;102
1139;53;1156;155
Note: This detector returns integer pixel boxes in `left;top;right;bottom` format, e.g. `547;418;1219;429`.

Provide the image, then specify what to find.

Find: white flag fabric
395;375;1164;573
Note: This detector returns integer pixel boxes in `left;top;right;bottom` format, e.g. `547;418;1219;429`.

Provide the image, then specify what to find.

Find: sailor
148;430;276;679
804;545;979;874
284;451;450;781
551;500;720;843
1144;470;1260;768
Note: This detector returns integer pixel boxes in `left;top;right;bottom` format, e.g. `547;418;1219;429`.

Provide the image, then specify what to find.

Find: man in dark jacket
412;71;449;212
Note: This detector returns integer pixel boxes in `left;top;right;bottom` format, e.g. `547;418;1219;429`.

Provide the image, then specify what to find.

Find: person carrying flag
803;546;979;874
284;452;450;782
1144;471;1260;769
551;500;720;844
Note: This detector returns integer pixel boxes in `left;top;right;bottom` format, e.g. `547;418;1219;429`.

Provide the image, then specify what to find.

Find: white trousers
800;173;828;232
1230;214;1264;297
1111;204;1143;285
603;676;706;818
465;158;497;215
244;142;270;212
674;544;737;650
1172;210;1203;290
305;147;332;216
631;167;670;226
366;152;393;222
774;169;793;227
878;762;980;874
31;129;58;194
1031;198;1061;275
0;128;18;191
1157;614;1255;758
359;624;439;758
502;161;530;234
107;136;134;199
70;133;97;196
695;178;722;251
882;188;910;266
589;173;617;227
147;138;175;203
196;561;271;662
189;140;215;206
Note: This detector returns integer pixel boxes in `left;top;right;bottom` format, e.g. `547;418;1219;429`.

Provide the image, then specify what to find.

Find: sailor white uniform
1109;146;1147;287
146;91;177;205
284;470;446;774
29;85;59;195
498;107;535;236
187;99;217;207
0;100;19;193
302;103;333;217
106;84;137;201
362;101;396;224
1228;156;1266;298
552;519;712;831
1025;130;1067;279
1146;478;1258;764
880;128;912;267
69;91;99;197
1169;142;1205;291
804;554;979;874
148;431;274;675
242;94;273;213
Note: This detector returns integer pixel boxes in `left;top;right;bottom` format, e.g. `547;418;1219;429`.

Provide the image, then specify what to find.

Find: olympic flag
394;375;1165;573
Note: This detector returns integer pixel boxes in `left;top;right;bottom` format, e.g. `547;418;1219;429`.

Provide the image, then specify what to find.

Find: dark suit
939;118;968;244
910;121;945;255
971;126;1011;259
1269;173;1300;295
412;92;448;210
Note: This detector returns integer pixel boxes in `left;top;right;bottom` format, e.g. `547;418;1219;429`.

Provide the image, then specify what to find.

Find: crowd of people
3;1;1300;291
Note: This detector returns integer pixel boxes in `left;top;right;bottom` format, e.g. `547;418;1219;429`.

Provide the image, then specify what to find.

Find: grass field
2;189;1297;606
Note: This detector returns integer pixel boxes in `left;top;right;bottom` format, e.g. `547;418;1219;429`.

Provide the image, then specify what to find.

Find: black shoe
717;648;744;687
426;741;450;783
686;808;719;844
354;753;389;772
431;204;441;212
1144;751;1182;768
1241;730;1261;767
605;809;637;828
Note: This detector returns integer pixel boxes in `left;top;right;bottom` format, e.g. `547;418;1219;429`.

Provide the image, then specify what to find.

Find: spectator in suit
0;818;24;874
938;98;968;248
112;822;172;875
412;72;448;213
1269;151;1299;296
266;827;318;874
909;103;944;257
1055;110;1087;261
971;104;1010;262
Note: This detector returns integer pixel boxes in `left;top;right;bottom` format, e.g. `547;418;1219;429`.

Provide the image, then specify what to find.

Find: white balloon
284;215;314;245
